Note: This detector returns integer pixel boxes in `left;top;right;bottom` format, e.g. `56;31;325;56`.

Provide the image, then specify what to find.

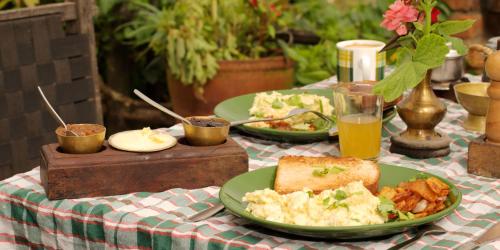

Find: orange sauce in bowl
56;124;105;137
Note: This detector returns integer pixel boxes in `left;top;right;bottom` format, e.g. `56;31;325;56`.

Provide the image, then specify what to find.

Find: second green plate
214;89;397;143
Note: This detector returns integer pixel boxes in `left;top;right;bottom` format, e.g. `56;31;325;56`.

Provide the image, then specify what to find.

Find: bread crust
274;156;380;194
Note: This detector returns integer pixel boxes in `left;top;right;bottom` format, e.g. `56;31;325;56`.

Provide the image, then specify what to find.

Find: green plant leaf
396;47;413;66
413;34;449;68
375;34;449;101
374;61;426;101
436;19;475;36
447;36;468;55
413;22;424;31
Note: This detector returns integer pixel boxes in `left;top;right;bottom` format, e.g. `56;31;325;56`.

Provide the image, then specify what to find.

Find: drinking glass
333;83;383;159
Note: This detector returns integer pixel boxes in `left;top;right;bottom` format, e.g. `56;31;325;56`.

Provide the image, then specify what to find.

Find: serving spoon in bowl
37;86;79;136
133;89;192;125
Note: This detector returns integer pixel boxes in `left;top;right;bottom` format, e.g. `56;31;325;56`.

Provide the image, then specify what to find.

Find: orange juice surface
337;114;382;159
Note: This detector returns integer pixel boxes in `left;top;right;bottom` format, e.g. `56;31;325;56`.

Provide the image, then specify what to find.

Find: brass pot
56;124;106;154
182;117;230;146
397;71;447;140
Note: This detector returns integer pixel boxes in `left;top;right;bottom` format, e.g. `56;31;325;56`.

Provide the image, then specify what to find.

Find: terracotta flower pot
167;56;294;116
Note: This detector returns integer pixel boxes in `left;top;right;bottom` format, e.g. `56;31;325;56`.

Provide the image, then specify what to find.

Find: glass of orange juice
333;83;383;159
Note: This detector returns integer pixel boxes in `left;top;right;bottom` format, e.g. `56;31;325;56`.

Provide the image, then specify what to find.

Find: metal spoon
388;224;446;250
133;89;192;125
230;108;333;126
37;86;78;136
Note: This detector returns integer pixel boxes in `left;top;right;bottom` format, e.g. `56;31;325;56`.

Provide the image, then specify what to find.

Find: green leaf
396;47;413;66
413;22;424;31
268;25;276;38
374;34;449;101
413;34;449;68
447;36;468;55
374;61;426;101
436;20;475;36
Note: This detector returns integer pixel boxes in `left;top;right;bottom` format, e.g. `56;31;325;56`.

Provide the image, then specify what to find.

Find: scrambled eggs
248;92;334;130
242;181;384;226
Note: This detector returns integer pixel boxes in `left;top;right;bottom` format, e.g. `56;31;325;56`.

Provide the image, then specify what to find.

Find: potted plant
373;0;474;156
121;0;294;116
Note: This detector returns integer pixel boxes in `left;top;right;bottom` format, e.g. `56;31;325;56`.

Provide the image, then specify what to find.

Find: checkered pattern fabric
0;77;499;249
337;49;353;83
376;51;386;80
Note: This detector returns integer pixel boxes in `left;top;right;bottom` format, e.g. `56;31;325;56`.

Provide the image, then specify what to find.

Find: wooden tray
40;137;248;200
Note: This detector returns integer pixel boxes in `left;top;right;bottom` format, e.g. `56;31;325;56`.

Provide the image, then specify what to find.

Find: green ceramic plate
219;164;461;239
214;89;397;143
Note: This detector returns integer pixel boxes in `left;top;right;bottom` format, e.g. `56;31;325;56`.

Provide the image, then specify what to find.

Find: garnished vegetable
312;165;345;177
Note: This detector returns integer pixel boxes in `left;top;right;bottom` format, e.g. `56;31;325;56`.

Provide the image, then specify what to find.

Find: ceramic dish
219;164;461;239
214;89;397;143
108;129;177;152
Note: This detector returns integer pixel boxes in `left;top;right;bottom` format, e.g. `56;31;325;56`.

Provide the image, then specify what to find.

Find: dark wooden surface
468;136;500;178
40;137;249;200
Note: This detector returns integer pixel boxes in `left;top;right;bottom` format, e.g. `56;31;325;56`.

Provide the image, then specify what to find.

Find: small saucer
109;129;177;152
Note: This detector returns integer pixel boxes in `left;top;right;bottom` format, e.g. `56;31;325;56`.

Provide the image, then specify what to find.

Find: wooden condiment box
40;137;248;200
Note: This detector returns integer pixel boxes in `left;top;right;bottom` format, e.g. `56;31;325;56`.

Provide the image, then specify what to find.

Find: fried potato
426;177;450;197
393;188;413;203
414;212;428;218
405;180;438;202
379;186;397;200
424;202;436;213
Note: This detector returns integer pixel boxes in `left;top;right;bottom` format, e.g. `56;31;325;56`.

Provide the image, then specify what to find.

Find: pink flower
381;0;419;35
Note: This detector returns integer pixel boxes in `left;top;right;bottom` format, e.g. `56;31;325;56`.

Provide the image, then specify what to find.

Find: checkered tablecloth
0;80;499;250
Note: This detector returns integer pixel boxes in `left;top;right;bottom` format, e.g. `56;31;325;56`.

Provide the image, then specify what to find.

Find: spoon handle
133;89;191;125
230;117;285;126
387;231;424;250
187;203;225;222
37;86;67;129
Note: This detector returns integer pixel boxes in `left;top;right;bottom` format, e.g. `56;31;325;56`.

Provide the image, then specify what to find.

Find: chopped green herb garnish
335;190;348;201
253;111;265;118
271;99;283;109
311;165;345;177
408;172;430;182
312;168;329;177
285;95;304;108
306;190;314;198
329;201;349;210
322;197;331;206
318;99;324;113
329;166;345;174
352;191;364;196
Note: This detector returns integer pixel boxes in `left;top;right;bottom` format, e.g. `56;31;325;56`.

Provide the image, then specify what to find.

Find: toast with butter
274;156;380;194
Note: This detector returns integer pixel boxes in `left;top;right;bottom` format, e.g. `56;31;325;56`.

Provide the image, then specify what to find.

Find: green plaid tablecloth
0;80;499;250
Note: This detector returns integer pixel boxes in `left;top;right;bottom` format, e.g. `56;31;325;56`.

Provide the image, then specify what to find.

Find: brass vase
397;70;447;140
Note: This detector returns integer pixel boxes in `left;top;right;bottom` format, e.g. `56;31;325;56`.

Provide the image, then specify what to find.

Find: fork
230;108;333;126
388;224;446;250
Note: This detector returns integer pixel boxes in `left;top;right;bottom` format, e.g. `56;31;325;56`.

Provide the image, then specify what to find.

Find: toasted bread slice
274;156;380;194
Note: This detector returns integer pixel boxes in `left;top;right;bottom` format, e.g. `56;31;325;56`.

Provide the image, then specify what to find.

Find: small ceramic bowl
182;117;230;146
55;124;106;154
454;82;490;132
